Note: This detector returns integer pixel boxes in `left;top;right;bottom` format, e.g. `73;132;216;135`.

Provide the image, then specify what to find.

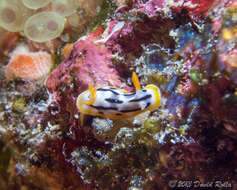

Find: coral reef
0;0;237;190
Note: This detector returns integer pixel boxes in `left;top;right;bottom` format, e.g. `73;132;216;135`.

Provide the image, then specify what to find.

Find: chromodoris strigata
77;72;161;124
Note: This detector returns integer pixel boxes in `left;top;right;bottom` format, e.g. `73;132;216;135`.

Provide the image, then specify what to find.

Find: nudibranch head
76;73;161;124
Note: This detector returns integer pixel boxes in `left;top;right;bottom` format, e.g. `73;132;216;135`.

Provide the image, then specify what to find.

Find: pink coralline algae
46;29;122;95
103;20;137;52
106;0;219;53
168;0;217;16
130;0;165;17
103;18;173;53
125;0;218;18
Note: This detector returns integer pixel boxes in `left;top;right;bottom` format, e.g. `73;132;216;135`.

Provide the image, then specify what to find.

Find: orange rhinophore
5;45;52;81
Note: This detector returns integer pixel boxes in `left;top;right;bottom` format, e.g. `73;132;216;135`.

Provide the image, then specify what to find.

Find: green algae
12;97;26;113
92;0;116;28
190;68;203;84
135;119;161;146
147;72;167;86
143;119;160;133
189;67;209;86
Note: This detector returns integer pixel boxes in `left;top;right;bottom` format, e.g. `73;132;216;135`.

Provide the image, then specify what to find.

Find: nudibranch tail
76;73;161;125
132;72;141;91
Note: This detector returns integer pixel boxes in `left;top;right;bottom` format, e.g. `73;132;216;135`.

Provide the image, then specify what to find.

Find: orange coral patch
5;51;52;81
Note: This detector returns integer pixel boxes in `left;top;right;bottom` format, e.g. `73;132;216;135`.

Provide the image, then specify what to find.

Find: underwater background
0;0;236;189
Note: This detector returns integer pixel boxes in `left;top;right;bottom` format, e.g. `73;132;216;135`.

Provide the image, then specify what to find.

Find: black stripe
129;94;152;102
123;93;136;96
145;102;150;108
97;88;119;95
105;98;123;104
120;107;141;113
142;89;147;92
116;113;122;116
90;105;118;111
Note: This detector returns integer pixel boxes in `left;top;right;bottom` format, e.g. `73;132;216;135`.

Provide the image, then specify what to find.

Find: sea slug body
77;72;161;124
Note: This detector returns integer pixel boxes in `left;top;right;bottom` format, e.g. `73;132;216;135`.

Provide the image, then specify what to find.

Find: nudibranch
76;73;161;125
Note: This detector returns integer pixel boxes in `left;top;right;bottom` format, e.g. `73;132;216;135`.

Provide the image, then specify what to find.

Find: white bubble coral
22;0;53;10
24;11;65;43
0;0;32;32
52;0;80;17
5;45;52;81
